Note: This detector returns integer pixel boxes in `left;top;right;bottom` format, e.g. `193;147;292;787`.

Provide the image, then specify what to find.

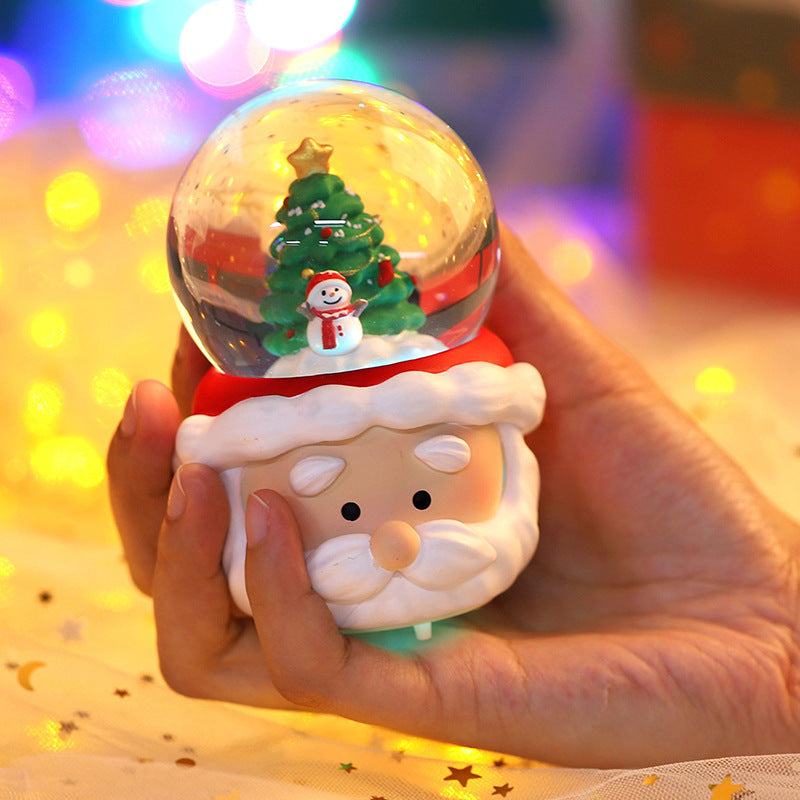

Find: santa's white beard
221;424;540;632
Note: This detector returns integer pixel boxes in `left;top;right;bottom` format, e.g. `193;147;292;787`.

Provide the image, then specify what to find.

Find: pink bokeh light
179;0;273;99
0;56;35;141
79;68;198;169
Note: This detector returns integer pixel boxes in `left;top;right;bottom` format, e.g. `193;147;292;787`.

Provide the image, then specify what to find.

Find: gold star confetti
58;720;78;739
493;783;513;797
287;137;333;179
444;765;482;787
175;757;196;767
113;688;130;698
493;757;507;767
709;774;745;800
338;762;356;773
642;774;660;786
57;618;85;642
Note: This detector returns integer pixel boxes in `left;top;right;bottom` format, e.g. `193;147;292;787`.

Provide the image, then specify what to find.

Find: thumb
243;489;353;707
243;490;439;720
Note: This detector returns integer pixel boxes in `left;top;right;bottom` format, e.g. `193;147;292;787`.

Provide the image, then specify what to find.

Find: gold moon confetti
17;660;46;691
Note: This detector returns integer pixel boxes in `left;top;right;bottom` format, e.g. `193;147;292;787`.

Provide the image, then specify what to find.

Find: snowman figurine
298;270;368;356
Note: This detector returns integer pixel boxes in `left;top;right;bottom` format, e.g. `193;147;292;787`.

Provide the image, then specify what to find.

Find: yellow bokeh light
695;365;737;395
0;557;15;578
91;588;134;612
548;238;594;286
29;309;67;349
139;251;171;293
24;381;65;436
91;367;131;408
30;436;105;489
45;171;101;232
125;196;170;239
25;719;76;753
63;257;94;288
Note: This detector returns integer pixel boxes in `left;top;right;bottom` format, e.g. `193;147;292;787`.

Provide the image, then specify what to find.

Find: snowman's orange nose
370;520;420;570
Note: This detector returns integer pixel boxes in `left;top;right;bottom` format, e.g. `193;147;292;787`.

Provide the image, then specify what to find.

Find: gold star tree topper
287;137;333;179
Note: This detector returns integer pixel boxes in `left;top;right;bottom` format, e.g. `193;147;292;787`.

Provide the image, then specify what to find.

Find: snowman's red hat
305;270;348;298
177;328;545;472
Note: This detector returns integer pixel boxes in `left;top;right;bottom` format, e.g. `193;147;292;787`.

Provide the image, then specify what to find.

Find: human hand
108;228;800;766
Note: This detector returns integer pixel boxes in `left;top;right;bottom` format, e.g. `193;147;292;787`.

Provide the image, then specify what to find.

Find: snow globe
169;80;545;640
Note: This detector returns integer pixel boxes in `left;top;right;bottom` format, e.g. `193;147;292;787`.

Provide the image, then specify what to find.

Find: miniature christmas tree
260;137;426;356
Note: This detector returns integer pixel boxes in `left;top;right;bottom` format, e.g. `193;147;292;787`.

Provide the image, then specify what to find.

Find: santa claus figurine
298;269;368;356
175;328;545;641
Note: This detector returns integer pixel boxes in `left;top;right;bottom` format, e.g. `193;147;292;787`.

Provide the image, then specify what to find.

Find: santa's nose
370;520;420;570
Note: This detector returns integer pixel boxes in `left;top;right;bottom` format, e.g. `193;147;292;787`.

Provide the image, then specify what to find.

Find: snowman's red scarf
310;304;357;350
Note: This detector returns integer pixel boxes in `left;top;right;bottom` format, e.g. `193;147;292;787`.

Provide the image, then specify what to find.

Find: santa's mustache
305;520;498;605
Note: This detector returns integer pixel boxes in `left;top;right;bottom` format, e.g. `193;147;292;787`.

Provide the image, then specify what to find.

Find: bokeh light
91;367;132;408
80;69;195;169
695;365;737;396
24;381;65;436
246;0;357;52
63;257;94;289
25;719;76;754
547;237;594;286
132;0;209;62
29;310;67;349
125;196;170;240
275;41;379;86
29;436;105;489
138;251;171;293
179;0;273;98
0;55;35;141
45;172;101;233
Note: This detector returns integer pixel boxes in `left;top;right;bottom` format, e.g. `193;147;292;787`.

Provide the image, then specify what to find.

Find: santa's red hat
177;328;545;472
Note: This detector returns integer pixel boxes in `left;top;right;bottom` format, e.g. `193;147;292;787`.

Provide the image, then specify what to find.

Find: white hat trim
176;360;545;471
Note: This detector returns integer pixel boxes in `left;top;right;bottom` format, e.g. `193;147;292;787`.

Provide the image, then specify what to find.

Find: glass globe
168;79;498;378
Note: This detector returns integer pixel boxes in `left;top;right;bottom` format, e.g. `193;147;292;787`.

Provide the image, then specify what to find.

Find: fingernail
246;493;270;548
120;383;139;437
166;466;187;522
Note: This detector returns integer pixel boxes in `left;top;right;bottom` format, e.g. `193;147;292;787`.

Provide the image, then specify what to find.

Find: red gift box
629;0;800;294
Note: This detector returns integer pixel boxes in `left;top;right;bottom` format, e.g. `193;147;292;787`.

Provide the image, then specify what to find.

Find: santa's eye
412;490;431;510
341;501;361;521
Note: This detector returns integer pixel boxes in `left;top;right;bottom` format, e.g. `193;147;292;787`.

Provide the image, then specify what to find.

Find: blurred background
0;0;798;546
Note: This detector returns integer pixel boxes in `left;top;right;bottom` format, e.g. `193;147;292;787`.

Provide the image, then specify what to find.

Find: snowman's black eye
321;289;327;296
412;490;431;510
341;502;361;521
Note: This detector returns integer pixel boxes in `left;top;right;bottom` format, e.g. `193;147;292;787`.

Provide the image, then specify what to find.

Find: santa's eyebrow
289;455;346;496
413;435;471;473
